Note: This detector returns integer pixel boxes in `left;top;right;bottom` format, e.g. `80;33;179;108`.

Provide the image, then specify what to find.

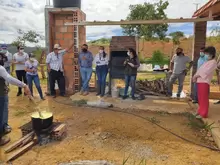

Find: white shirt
4;51;13;68
0;66;26;87
46;50;66;72
94;53;109;66
13;52;29;70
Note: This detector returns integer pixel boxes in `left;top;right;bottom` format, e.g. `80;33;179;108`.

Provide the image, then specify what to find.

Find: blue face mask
200;52;205;57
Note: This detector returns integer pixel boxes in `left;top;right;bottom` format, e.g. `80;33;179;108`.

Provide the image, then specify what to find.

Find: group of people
168;46;220;118
47;43;140;100
0;44;47;146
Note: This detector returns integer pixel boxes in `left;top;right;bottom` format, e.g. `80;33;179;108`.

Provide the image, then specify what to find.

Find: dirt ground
1;85;220;165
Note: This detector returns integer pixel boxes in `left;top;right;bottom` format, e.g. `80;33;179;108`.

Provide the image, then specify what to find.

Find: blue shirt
197;55;208;69
79;51;93;68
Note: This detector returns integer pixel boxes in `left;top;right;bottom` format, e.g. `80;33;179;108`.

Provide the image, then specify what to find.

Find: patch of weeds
14;109;27;116
72;99;87;106
185;112;218;132
149;117;160;124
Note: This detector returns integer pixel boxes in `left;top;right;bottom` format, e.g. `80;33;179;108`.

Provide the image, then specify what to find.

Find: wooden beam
65;17;214;26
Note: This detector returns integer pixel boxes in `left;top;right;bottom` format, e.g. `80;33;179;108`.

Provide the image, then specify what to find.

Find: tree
11;29;44;47
169;31;184;46
121;0;169;40
147;50;169;66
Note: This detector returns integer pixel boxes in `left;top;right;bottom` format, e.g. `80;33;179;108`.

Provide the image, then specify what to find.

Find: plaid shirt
46;50;66;72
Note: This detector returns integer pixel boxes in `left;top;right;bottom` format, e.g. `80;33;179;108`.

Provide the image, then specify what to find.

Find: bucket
111;89;119;98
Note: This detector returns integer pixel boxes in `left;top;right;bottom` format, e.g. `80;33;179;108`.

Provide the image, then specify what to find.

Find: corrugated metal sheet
192;0;219;17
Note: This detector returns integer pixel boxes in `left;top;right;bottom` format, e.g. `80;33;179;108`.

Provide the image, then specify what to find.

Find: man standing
192;47;208;104
0;44;13;74
46;43;74;98
79;44;93;96
168;48;193;99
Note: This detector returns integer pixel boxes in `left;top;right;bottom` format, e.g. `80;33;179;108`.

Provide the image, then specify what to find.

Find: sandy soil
0;86;220;165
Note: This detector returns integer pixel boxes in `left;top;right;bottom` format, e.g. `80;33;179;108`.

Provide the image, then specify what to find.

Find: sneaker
195;114;202;119
17;92;22;96
51;95;56;98
132;96;136;100
0;136;10;146
4;125;12;134
214;100;220;105
96;93;101;96
41;97;46;100
192;100;198;104
123;96;128;100
80;91;84;95
83;92;89;96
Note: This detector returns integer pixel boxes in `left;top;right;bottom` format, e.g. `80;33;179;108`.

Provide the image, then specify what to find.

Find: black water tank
53;0;81;8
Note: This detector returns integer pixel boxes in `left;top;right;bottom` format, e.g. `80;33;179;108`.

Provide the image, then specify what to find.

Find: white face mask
127;52;130;56
99;50;104;54
20;49;24;53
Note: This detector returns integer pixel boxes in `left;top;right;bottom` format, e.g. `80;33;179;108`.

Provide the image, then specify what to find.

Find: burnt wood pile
5;122;67;162
136;72;171;96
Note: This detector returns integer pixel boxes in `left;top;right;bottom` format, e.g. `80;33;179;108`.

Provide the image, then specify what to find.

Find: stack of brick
47;8;86;93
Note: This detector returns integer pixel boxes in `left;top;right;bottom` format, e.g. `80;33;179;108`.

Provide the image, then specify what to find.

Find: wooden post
190;21;207;98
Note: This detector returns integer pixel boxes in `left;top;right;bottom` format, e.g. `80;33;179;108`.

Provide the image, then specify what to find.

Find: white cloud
0;0;216;47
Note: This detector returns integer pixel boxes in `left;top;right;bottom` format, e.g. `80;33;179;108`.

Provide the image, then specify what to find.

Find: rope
52;98;220;152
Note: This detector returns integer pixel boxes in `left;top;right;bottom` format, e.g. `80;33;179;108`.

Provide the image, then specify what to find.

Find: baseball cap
54;44;62;50
1;44;7;49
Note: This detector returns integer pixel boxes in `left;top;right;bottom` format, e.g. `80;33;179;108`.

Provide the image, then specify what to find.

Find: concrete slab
70;93;191;114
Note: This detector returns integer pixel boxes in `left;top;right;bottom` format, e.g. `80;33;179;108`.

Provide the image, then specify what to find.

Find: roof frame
64;17;216;26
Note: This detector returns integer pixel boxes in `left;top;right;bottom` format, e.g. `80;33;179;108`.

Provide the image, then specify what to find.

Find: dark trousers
0;96;7;137
26;74;44;99
96;65;108;96
124;75;136;97
16;70;27;93
49;70;65;96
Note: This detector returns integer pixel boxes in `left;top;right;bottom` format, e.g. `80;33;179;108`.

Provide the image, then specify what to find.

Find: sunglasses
20;48;24;50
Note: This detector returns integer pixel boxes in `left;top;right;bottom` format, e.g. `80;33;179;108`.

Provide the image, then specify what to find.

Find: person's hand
23;85;31;97
183;69;188;75
128;62;134;67
193;75;198;83
169;70;173;73
47;68;51;73
82;56;87;60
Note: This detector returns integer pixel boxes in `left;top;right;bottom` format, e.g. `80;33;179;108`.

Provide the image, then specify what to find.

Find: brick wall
110;36;136;51
47;9;86;93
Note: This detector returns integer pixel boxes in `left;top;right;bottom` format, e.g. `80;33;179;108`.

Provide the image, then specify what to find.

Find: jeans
80;67;92;92
96;65;108;96
49;70;65;96
0;96;7;137
124;75;136;97
168;73;185;97
26;74;44;99
16;70;27;93
3;95;8;129
194;83;198;102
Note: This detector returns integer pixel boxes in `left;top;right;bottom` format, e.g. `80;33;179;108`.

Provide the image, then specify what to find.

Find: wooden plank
64;17;214;26
53;124;66;133
6;140;37;162
4;131;35;153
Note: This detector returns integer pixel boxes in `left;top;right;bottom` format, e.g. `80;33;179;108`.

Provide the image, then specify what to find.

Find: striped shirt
25;59;39;76
46;50;66;72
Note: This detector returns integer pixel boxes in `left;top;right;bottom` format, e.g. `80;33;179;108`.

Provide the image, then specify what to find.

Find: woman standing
123;48;140;100
94;46;109;97
193;46;217;118
13;45;29;96
25;53;44;100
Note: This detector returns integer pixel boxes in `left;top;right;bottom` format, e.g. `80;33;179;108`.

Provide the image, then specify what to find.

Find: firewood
6;140;37;162
20;134;35;148
4;131;35;153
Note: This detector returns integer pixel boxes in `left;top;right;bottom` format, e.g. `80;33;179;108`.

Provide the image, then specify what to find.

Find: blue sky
0;0;219;46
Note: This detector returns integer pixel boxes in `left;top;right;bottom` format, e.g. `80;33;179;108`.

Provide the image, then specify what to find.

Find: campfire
4;121;67;162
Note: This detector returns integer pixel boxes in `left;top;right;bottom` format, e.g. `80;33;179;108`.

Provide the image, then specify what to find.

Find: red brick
58;40;65;46
55;33;63;39
67;27;74;32
55;20;63;26
64;19;73;23
55;26;67;33
63;33;73;40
